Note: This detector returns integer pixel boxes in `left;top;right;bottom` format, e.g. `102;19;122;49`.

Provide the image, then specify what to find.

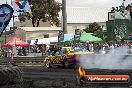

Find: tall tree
18;0;61;27
83;22;107;41
83;22;102;33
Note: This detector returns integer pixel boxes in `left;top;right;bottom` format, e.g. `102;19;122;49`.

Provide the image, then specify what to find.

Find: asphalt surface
22;66;79;88
0;66;131;88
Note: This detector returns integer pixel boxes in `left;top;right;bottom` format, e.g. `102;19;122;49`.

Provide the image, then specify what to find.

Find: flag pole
11;0;15;27
6;0;7;4
11;46;14;64
11;0;15;64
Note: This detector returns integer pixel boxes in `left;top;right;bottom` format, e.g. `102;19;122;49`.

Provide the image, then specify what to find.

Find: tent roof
2;36;30;47
80;32;103;42
20;27;61;32
65;32;103;42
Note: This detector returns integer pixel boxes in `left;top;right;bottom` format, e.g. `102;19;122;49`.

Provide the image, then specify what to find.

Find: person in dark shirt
126;4;132;20
115;6;119;12
128;33;132;40
111;7;115;12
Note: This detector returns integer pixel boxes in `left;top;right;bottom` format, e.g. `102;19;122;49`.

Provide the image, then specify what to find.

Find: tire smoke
78;46;132;69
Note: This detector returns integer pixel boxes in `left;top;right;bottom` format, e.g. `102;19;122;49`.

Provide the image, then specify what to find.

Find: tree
18;0;61;27
83;22;108;41
83;22;102;33
94;30;107;41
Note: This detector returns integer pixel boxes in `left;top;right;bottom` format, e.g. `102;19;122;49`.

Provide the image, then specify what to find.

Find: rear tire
76;76;85;85
45;60;52;68
63;60;69;68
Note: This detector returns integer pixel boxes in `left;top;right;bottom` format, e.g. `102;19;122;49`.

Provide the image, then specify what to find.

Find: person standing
126;4;132;20
128;33;132;40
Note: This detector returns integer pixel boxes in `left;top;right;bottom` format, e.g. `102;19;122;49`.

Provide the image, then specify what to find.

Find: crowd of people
0;39;132;57
65;40;132;53
45;40;132;55
111;3;132;19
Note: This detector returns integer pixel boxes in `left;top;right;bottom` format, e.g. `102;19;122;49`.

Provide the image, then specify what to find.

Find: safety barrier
0;57;45;66
0;65;23;86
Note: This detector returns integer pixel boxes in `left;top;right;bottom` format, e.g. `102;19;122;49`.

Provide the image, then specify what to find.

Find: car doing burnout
44;47;94;68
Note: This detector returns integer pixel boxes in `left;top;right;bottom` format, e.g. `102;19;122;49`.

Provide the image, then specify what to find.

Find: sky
0;0;12;5
56;0;132;9
0;0;131;25
0;0;131;9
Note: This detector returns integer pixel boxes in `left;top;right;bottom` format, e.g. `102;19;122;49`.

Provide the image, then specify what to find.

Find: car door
51;52;63;64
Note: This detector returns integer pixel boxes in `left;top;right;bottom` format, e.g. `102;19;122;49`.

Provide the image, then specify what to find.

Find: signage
0;4;14;36
84;75;130;83
108;12;115;21
12;0;31;13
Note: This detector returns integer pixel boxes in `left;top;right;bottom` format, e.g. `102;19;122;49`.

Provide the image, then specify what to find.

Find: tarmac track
0;66;130;88
22;66;80;88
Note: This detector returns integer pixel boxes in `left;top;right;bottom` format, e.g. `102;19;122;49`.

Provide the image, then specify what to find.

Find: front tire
77;76;85;85
63;60;69;68
45;60;52;68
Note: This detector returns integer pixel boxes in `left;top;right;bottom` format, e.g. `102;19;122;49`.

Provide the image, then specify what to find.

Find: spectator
128;33;132;40
111;7;115;12
22;47;26;56
126;4;131;10
115;6;119;12
126;4;132;19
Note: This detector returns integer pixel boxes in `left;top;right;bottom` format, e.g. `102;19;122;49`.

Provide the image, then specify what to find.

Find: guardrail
0;57;45;66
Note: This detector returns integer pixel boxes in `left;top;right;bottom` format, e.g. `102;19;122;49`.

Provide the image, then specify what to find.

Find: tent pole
11;46;14;64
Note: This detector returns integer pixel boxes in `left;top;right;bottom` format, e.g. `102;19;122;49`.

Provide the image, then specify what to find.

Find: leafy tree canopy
83;22;108;41
83;22;102;33
18;0;61;27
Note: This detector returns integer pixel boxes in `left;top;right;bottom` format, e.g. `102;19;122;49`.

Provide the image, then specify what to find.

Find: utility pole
62;0;67;34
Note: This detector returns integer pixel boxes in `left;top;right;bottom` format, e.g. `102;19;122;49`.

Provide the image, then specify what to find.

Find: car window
70;46;88;52
55;51;60;55
61;48;68;54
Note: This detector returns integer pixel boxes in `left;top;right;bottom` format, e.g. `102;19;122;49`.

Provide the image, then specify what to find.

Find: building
0;7;110;43
14;7;110;34
65;7;110;34
16;27;61;41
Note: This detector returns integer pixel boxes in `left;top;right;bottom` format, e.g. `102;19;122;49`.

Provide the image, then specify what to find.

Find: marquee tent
65;32;103;42
80;32;103;42
2;36;30;47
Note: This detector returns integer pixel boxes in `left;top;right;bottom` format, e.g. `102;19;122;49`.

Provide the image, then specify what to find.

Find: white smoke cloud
78;46;132;69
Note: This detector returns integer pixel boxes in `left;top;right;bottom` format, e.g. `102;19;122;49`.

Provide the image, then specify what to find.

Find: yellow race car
44;47;94;68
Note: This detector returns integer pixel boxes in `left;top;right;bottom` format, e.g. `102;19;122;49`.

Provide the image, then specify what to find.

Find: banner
12;0;31;13
85;75;130;83
0;4;14;36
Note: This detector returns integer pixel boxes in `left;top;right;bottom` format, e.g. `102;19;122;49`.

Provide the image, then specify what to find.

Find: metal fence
0;57;45;66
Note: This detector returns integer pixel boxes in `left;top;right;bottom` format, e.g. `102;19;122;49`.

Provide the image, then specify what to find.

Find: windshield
70;46;88;52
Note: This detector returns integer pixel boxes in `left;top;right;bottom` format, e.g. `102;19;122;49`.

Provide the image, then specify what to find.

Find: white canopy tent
30;37;58;45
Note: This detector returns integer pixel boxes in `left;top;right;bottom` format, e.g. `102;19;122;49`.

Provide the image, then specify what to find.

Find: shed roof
19;27;61;32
